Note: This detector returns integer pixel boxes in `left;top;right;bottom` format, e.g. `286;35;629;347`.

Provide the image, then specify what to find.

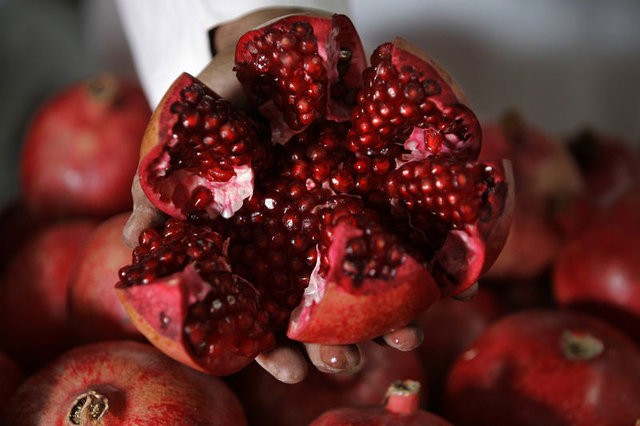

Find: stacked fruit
0;12;639;425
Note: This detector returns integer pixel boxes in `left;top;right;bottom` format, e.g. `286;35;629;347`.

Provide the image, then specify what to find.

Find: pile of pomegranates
1;10;639;424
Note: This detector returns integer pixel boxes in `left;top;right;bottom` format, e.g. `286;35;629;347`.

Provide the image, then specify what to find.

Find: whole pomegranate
0;340;247;425
67;212;142;344
20;73;150;220
553;187;640;342
0;219;98;369
116;14;513;376
0;351;23;414
443;309;640;426
417;288;504;410
309;380;452;426
229;341;426;426
480;111;582;279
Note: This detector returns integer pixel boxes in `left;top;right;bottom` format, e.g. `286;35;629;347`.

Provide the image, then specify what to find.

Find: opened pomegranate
0;341;247;425
0;219;98;370
67;212;143;344
122;14;512;375
443;309;640;426
309;380;452;426
229;341;426;426
553;187;640;342
20;74;150;220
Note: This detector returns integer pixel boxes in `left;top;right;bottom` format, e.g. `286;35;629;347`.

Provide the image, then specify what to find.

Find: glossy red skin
417;288;504;410
480;116;582;279
229;341;426;426
310;407;452;426
443;309;640;426
20;75;150;220
0;341;247;425
553;187;640;342
0;219;98;370
0;351;23;414
67;212;142;344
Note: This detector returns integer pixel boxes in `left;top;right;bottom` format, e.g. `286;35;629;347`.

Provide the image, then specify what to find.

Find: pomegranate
309;380;452;426
443;309;640;426
67;212;143;344
0;340;247;425
553;187;640;342
0;198;44;275
20;73;150;220
417;288;504;410
0;351;23;414
0;219;98;370
480;111;582;279
229;341;426;426
567;128;640;207
121;14;512;375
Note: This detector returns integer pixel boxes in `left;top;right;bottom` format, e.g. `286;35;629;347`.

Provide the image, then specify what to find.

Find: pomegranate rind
115;271;254;376
287;223;441;344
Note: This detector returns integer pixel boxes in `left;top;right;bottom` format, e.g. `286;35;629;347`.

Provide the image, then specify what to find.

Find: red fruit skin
0;351;24;414
417;288;504;410
443;309;640;426
480;114;583;279
20;74;150;220
229;341;426;426
0;341;247;425
287;222;441;344
67;212;142;344
553;187;640;342
309;380;452;426
0;219;98;370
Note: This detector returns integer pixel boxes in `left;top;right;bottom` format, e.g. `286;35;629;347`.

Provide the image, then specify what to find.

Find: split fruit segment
122;13;513;376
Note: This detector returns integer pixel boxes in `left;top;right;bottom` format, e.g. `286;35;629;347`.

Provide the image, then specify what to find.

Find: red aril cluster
122;13;513;376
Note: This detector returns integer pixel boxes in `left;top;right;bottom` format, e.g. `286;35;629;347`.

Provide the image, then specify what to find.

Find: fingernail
319;345;361;372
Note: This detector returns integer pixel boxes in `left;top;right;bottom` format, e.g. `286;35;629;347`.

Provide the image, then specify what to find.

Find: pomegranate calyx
561;330;604;361
383;380;422;415
68;390;109;425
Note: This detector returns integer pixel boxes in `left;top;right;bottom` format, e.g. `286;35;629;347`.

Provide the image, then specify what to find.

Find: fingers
453;281;479;301
378;322;424;351
304;343;364;374
122;173;166;248
255;344;308;384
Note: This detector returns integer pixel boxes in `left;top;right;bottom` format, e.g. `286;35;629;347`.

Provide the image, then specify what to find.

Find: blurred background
1;0;639;209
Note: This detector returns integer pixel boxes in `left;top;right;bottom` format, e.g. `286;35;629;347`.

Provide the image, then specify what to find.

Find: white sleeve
114;0;349;108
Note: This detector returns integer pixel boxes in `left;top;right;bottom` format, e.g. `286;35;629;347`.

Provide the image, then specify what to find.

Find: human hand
122;7;478;384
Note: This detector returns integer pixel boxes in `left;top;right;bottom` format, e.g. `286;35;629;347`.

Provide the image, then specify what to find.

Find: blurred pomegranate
0;219;98;370
20;73;150;220
443;309;640;426
417;288;504;410
309;380;452;426
67;212;142;344
229;341;426;426
0;351;23;414
553;187;640;342
0;341;247;425
480;111;583;279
